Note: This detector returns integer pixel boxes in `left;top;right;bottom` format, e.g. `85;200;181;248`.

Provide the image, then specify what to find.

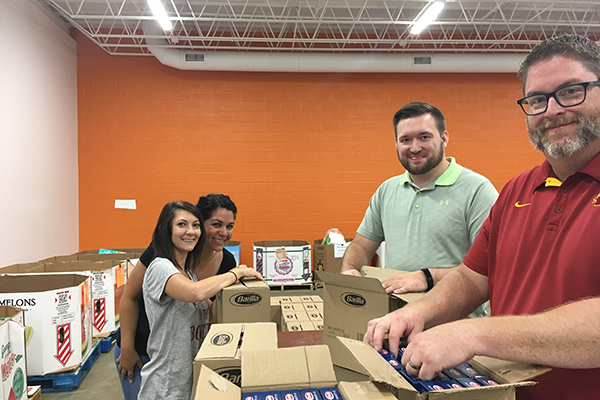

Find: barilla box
0;306;27;400
1;259;127;336
215;280;271;323
225;241;242;267
193;322;278;394
0;274;92;376
195;363;397;400
337;337;551;400
253;241;311;286
315;268;425;374
312;239;352;274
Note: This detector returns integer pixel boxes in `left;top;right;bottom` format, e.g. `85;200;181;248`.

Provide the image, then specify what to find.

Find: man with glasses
340;102;497;316
363;34;600;400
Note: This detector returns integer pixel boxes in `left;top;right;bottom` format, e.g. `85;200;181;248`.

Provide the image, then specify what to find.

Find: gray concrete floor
42;346;123;400
41;286;341;399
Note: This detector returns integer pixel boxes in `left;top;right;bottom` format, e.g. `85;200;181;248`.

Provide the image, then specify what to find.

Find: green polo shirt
357;157;498;272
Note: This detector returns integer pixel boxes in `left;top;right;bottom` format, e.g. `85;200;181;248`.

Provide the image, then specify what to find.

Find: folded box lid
242;345;337;392
195;322;278;361
195;364;241;400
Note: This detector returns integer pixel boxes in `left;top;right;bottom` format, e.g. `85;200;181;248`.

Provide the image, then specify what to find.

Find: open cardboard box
1;259;128;335
0;274;92;376
312;238;352;274
194;343;399;400
337;337;551;400
193;322;278;394
315;267;425;373
0;306;27;400
253;240;312;286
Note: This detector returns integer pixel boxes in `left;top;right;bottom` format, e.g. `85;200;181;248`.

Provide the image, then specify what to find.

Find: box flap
471;356;551;384
337;381;398;400
194;364;241;400
315;271;387;294
242;347;310;391
304;345;337;388
241;322;278;351
195;324;244;361
360;267;426;304
336;337;415;392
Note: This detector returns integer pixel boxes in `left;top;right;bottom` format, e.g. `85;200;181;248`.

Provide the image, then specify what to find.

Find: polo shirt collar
399;157;462;187
533;149;600;191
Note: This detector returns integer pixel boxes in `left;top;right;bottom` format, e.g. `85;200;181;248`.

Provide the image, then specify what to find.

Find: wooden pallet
268;281;315;292
27;341;101;393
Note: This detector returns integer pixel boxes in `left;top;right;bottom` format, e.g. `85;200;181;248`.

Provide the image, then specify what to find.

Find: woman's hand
116;346;145;383
231;264;265;282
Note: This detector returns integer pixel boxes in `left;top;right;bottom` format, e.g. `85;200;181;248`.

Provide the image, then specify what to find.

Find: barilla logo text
215;367;241;386
340;292;366;307
210;332;233;346
230;293;262;306
0;298;36;307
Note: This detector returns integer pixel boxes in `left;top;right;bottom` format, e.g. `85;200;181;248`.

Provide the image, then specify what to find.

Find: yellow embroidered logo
514;202;531;208
593;193;600;207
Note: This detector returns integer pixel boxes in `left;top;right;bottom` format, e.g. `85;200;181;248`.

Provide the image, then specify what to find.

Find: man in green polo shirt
341;102;497;317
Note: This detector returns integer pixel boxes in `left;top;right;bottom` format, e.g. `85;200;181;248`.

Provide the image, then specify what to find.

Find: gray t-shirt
139;257;210;400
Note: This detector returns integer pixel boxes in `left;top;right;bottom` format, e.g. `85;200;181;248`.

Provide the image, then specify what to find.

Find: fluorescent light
147;0;172;31
410;1;445;35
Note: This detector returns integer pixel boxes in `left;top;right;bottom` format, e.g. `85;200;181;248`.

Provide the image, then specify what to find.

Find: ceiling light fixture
147;0;172;31
410;0;445;35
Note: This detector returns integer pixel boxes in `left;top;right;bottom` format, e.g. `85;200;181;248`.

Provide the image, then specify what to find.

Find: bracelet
420;268;434;292
228;270;238;282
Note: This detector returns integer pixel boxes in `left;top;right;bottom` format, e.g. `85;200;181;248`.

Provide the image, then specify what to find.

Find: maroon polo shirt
464;150;600;400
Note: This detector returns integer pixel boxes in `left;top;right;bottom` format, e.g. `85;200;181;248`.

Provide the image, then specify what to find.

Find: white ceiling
39;0;600;56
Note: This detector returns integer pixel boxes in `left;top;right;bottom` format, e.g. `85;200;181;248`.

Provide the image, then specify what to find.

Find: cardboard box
224;241;241;267
313;238;352;274
1;259;128;336
214;280;271;324
26;386;41;400
315;268;425;374
194;344;396;400
0;306;27;400
0;274;92;376
253;241;311;286
193;322;278;393
337;337;550;400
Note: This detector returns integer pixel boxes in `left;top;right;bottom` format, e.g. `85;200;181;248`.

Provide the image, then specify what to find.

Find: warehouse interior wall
0;0;79;267
76;31;545;266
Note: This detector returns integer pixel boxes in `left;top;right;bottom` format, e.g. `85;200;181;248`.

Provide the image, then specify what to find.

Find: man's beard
527;110;600;158
398;141;445;175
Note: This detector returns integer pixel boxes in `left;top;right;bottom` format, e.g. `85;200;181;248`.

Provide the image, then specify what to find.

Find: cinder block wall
76;31;544;265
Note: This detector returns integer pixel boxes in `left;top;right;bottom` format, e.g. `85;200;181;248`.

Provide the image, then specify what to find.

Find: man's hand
341;269;362;277
363;306;426;358
400;319;477;380
382;271;428;294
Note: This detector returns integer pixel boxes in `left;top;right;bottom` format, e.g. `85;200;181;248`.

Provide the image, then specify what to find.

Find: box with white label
0;274;92;376
253;241;311;286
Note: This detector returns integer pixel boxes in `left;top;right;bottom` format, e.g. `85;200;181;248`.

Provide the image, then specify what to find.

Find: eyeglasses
517;80;600;116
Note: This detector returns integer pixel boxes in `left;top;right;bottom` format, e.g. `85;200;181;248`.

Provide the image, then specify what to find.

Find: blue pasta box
259;391;282;400
242;393;261;400
318;387;342;400
279;389;300;400
299;388;321;400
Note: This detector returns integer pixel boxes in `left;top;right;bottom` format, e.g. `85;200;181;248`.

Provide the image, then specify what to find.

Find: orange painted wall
76;32;544;265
